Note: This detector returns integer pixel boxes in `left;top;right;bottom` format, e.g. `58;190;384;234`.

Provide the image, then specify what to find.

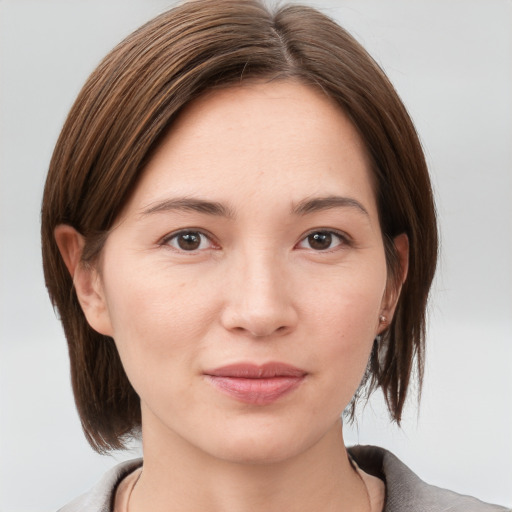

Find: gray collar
349;445;509;512
59;446;509;512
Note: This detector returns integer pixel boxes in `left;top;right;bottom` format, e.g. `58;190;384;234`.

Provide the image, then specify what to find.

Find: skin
56;80;408;512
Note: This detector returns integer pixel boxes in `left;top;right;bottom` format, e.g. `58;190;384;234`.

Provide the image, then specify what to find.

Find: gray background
1;1;511;510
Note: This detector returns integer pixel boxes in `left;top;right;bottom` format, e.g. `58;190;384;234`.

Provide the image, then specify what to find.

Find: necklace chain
350;456;372;512
126;469;142;512
357;468;373;512
126;465;372;512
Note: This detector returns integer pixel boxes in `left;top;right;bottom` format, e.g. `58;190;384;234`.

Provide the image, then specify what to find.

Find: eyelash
160;229;351;253
160;230;219;252
296;229;351;252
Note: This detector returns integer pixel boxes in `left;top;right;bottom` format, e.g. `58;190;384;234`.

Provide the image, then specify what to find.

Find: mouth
204;363;307;405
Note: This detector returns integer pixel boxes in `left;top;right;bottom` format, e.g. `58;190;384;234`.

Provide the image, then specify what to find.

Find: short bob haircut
41;0;437;453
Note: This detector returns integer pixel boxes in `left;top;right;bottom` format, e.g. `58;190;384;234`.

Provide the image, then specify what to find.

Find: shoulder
57;458;143;512
348;445;510;512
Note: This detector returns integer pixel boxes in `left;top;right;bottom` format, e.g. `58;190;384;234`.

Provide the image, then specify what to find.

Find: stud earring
379;314;387;325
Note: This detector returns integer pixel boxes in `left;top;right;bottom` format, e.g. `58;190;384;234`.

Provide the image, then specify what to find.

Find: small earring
379;314;387;325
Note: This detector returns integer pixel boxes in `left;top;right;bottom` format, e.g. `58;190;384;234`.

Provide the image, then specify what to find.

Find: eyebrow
140;195;368;218
141;197;236;218
292;195;369;216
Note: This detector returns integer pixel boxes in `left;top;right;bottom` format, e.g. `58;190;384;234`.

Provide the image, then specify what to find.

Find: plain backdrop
1;1;511;510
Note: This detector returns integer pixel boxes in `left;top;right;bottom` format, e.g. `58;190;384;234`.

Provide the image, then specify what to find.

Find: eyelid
159;228;220;251
296;228;352;251
158;227;352;252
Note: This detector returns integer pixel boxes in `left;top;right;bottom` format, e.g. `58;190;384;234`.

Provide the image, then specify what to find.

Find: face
81;81;401;463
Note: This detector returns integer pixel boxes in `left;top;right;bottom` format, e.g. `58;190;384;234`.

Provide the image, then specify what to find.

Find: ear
54;225;113;337
379;233;409;333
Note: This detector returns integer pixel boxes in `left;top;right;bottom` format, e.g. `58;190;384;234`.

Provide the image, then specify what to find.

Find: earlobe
379;233;409;332
54;225;113;337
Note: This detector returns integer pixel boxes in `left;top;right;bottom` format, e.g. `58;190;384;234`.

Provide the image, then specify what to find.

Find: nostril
250;325;291;338
229;324;291;338
219;279;298;337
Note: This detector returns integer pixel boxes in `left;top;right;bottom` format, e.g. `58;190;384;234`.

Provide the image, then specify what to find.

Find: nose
220;250;298;338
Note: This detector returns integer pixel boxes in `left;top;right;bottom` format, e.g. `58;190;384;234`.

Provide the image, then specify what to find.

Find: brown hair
41;0;437;452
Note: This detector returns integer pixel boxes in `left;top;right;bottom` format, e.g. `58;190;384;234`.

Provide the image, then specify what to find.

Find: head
41;0;437;454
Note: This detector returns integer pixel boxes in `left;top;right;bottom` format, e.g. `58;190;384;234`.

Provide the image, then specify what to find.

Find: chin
202;420;325;466
214;439;302;466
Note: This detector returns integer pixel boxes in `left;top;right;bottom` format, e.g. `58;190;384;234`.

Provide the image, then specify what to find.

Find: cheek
299;262;386;389
302;259;386;336
99;259;220;384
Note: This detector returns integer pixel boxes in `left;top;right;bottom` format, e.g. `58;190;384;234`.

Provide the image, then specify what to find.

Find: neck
129;417;369;512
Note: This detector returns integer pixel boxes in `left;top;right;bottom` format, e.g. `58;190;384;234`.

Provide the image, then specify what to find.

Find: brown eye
167;231;211;251
298;231;344;251
308;232;332;250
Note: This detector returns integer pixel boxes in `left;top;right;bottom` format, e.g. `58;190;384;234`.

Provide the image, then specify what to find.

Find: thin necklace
126;466;372;512
356;467;372;512
349;457;372;512
126;469;142;512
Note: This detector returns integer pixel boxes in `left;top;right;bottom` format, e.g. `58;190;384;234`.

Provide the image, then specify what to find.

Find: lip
204;363;307;405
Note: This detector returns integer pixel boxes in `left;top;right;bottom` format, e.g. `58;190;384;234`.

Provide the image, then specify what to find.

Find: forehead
126;80;377;219
167;80;367;161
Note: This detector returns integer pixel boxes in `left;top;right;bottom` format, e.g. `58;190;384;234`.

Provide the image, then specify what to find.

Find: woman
40;1;508;511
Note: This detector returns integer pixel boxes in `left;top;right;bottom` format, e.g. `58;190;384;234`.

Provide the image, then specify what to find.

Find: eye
164;230;215;251
297;230;346;251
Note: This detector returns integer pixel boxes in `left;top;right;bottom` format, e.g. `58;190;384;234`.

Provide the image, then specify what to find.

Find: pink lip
204;363;307;405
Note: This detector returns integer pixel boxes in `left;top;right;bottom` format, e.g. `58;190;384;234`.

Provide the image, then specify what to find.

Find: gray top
350;445;510;512
58;445;510;512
